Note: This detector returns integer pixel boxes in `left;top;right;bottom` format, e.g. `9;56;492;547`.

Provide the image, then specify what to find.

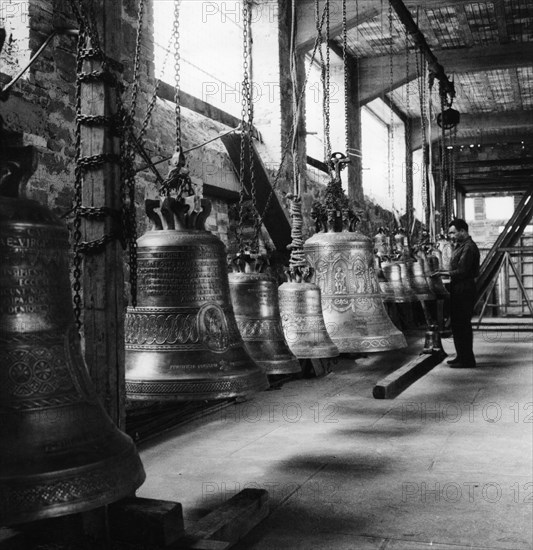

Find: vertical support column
455;187;465;219
345;56;363;205
80;0;125;428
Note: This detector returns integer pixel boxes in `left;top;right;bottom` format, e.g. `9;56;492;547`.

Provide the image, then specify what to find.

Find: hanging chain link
388;2;395;206
405;28;413;234
342;0;349;154
236;0;258;252
439;89;447;230
416;51;428;227
323;0;332;171
173;0;182;158
72;24;86;329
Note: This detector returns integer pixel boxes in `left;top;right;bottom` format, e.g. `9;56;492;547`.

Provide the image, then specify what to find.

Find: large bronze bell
125;198;268;401
228;256;301;375
304;230;407;353
0;181;145;526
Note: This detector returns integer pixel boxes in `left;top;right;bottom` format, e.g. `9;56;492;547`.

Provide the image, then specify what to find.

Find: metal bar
1;28;79;97
387;0;455;98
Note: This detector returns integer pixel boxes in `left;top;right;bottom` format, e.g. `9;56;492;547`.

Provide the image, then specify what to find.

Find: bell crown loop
145;196;212;232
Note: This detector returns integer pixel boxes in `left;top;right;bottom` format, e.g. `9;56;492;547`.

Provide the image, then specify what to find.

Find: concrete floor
137;330;533;550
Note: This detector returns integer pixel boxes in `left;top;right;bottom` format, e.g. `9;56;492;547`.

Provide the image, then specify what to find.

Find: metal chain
416;51;428;225
138;35;173;143
323;0;332;169
342;0;349;154
130;0;145;122
439;89;447;230
173;0;182;156
405;28;413;233
388;1;395;204
237;0;256;252
254;1;328;227
72;24;86;329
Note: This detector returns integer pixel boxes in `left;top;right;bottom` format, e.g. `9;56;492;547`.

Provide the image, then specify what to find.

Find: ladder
475;184;533;306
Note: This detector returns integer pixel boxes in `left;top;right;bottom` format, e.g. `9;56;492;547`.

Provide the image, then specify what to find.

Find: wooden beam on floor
174;488;269;549
373;349;447;399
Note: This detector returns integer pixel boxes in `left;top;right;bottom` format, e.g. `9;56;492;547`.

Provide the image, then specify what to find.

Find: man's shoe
449;362;477;368
447;357;461;365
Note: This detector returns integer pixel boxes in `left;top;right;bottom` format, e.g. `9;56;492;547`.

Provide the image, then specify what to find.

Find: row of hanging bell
303;158;406;354
228;252;301;375
125;197;269;400
0;175;145;526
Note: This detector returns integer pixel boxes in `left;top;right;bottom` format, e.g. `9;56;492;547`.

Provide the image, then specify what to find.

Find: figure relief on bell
353;257;367;294
333;264;348;294
200;304;230;353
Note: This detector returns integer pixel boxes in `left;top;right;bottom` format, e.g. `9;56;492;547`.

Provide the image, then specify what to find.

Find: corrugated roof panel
455;72;494;112
517;66;533;108
486;69;515;110
505;0;533;42
465;2;500;44
426;7;466;48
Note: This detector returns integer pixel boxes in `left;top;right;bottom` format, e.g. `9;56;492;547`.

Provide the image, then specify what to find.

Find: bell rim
0;445;145;527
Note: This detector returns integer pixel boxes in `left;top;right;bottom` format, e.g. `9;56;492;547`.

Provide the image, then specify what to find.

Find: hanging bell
382;261;418;303
0;178;145;526
304;219;407;353
375;255;394;304
422;252;449;299
406;260;436;301
228;254;301;375
373;227;391;258
125;198;268;401
393;227;411;261
436;234;453;271
278;280;339;359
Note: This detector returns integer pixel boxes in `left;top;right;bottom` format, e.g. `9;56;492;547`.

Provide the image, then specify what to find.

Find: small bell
228;252;301;376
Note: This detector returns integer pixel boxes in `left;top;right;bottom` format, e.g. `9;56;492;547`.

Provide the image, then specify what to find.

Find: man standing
443;219;481;368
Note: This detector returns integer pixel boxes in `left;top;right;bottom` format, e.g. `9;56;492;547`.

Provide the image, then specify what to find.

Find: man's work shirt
449;236;480;294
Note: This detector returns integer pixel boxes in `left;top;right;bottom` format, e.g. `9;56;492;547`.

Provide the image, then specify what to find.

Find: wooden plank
109;497;184;547
78;4;125;426
174;489;269;549
373;349;447;399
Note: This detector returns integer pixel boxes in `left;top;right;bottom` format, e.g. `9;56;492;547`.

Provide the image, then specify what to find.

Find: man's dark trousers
450;290;476;365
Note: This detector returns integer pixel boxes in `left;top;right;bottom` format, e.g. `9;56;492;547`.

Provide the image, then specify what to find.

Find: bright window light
485;196;514;220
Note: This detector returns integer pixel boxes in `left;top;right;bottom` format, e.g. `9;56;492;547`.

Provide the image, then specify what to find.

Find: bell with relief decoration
436;234;453;271
304;209;407;353
228;253;301;375
0;164;145;526
277;194;339;360
124;197;268;401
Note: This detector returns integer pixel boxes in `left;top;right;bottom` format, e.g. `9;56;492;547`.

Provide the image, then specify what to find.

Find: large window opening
153;0;245;118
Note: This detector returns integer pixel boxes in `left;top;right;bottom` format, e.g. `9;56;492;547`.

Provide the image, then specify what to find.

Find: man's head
448;218;469;244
